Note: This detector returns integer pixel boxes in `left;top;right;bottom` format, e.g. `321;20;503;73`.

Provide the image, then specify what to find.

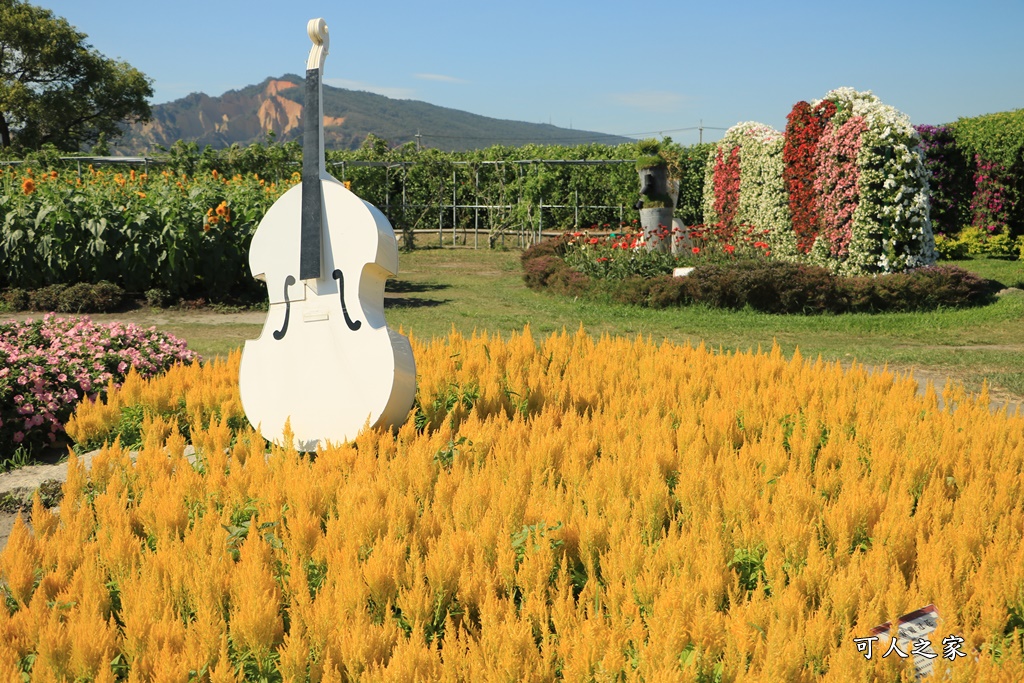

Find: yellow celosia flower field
2;327;1023;682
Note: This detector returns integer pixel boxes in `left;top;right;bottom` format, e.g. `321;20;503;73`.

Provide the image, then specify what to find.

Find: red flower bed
783;100;837;253
712;146;741;233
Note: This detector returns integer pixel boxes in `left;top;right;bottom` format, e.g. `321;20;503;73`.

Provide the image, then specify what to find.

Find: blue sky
34;0;1024;145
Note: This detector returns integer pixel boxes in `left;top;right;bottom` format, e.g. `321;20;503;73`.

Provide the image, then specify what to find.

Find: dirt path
1;309;267;326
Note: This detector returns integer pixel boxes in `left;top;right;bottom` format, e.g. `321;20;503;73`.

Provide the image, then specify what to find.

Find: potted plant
634;139;674;253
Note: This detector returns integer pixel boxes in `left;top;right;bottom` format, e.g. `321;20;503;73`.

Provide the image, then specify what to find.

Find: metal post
538;196;543;245
474;168;479;249
452;169;457;247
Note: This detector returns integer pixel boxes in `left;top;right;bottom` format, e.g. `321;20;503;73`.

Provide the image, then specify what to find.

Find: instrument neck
303;67;325;180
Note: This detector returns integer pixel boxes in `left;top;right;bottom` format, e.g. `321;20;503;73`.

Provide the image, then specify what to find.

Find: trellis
331;159;639;248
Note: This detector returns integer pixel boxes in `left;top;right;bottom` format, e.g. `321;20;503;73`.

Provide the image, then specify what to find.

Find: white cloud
608;91;688;112
414;73;466;84
324;78;415;99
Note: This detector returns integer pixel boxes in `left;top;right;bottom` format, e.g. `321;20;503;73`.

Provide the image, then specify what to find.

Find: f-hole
273;275;296;340
333;269;362;331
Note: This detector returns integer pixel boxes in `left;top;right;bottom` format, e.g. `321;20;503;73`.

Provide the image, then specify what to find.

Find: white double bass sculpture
239;18;416;450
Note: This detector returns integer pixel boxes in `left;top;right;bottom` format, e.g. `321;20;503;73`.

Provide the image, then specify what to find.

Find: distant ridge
113;74;632;154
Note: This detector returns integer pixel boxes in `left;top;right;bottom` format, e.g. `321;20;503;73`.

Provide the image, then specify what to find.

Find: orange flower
137;192;146;199
21;178;35;195
130;169;137;181
214;201;230;222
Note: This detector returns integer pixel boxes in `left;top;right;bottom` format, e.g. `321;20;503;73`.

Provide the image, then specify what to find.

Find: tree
0;0;153;151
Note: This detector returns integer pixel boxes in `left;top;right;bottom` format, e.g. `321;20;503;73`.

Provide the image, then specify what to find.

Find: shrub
547;267;590;297
915;124;973;235
898;265;994;310
0;288;29;312
838;265;992;312
56;281;126;313
525;240;993;314
934;233;971;260
970;155;1015;236
27;284;66;311
145;288;175;308
680;264;745;309
604;276;650;306
521;255;565;290
948;226;1021;258
644;276;687;308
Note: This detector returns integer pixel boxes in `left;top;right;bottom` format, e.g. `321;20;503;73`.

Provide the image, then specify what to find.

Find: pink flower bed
815;115;866;258
0;314;199;456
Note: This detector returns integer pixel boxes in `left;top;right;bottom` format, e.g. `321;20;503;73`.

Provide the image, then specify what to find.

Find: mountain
113;75;631;153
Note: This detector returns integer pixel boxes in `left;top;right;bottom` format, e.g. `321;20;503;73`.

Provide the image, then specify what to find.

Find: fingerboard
299;67;322;281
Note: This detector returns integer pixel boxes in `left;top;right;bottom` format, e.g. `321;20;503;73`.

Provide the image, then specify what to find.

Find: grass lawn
5;249;1024;406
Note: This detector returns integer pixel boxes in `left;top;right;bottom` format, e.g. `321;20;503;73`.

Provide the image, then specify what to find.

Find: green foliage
949;109;1024;236
0;0;153;151
636;138;661;155
0;163;284;299
0;445;32;474
144;287;174;308
939;227;1024;259
0;137;716;299
667;143;714;226
934;233;971;260
730;545;769;593
635;154;664;171
949;109;1024;170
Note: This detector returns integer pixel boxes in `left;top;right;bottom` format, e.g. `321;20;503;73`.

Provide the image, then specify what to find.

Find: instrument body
239;19;415;450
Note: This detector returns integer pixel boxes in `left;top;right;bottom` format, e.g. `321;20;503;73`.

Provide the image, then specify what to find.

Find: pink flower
13;432;24;444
